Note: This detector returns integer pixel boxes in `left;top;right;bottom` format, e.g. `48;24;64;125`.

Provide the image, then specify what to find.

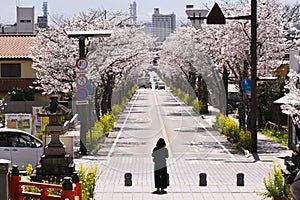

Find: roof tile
0;35;35;59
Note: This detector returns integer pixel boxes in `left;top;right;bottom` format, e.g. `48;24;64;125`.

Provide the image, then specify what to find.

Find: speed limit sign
76;58;88;70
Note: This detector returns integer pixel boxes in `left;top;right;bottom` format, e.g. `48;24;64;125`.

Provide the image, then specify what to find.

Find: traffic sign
76;87;89;100
241;79;252;92
76;58;88;70
76;74;88;87
86;83;93;94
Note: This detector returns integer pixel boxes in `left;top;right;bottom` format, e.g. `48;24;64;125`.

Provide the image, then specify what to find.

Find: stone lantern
32;96;74;181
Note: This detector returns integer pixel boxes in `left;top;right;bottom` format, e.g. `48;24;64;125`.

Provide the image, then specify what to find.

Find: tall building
152;8;176;42
37;2;48;28
130;1;137;23
17;6;35;33
1;6;35;34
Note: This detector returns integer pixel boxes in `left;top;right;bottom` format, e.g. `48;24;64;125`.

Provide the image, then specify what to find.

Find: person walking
152;138;169;194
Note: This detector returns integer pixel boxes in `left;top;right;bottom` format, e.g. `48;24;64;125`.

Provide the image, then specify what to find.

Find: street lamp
186;2;257;153
67;30;112;155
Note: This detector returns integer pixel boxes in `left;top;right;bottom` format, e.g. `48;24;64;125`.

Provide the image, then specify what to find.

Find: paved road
73;87;292;200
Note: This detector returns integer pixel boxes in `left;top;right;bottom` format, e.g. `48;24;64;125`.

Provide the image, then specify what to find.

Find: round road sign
76;58;88;70
241;79;252;92
76;88;89;100
76;74;88;87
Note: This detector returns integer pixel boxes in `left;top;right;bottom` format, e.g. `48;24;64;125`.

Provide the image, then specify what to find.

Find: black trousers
154;167;168;189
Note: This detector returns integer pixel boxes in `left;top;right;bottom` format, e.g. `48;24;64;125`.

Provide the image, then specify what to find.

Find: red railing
10;166;82;200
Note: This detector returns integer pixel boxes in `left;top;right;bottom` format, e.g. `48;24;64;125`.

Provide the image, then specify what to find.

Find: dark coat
152;145;169;189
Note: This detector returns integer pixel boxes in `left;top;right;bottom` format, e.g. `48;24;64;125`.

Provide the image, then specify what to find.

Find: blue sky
0;0;297;24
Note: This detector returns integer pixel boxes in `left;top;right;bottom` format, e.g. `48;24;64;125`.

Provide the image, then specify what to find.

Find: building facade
2;7;35;34
129;1;137;23
152;8;176;43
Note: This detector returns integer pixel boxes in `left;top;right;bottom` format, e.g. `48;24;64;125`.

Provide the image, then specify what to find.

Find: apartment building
152;8;176;43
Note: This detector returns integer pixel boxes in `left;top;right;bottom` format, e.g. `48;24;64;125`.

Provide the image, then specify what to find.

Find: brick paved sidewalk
70;106;292;200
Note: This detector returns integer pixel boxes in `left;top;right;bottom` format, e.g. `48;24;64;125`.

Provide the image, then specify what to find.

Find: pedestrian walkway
70;106;292;200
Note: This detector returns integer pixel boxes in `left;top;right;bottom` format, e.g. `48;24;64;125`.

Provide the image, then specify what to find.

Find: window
0;133;8;146
1;64;21;77
20;19;31;23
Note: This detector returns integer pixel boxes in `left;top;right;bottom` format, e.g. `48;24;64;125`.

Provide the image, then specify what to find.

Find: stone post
0;159;10;200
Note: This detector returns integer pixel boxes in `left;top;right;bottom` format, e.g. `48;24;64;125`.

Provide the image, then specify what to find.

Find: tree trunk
100;74;115;116
95;87;101;120
238;86;246;129
197;74;208;113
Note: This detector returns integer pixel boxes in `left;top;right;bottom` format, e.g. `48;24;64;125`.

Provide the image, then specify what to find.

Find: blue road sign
86;83;93;95
241;79;252;92
76;88;88;100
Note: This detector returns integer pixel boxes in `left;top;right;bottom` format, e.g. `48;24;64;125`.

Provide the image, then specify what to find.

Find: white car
157;82;166;90
0;128;43;168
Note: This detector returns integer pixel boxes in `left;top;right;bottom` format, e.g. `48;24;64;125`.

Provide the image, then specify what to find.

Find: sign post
67;31;112;155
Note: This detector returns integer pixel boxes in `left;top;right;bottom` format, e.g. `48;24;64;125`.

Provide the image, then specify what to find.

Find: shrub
223;117;239;139
214;113;226;133
99;111;115;134
10;88;35;101
121;97;128;109
262;164;291;199
128;85;138;99
112;104;122;117
24;163;99;200
193;99;208;114
238;129;251;150
79;163;99;200
24;164;61;199
86;120;106;148
182;93;192;105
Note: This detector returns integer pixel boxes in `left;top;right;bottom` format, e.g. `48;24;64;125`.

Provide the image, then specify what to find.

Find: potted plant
261;164;291;200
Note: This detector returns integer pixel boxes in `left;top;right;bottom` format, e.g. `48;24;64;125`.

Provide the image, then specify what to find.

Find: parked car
0;128;43;168
157;82;166;90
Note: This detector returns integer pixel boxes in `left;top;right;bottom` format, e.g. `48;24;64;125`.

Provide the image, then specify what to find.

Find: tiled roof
0;35;35;59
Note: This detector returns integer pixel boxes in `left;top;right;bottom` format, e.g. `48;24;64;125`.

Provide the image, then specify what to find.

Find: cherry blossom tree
31;10;155;117
30;10;115;95
280;70;300;140
195;0;288;126
89;26;155;116
159;27;226;113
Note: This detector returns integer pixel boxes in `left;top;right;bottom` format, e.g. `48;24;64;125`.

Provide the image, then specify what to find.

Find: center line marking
153;91;173;159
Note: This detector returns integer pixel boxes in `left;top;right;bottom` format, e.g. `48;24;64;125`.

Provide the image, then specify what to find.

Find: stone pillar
32;95;74;182
0;159;11;200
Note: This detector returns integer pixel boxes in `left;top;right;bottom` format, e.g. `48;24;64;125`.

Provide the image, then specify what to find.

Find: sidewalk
70;106;292;200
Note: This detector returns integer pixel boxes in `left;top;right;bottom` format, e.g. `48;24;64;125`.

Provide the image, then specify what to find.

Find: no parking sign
76;87;89;100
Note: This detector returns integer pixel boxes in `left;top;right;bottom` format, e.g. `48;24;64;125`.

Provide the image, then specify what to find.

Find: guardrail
10;165;82;200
